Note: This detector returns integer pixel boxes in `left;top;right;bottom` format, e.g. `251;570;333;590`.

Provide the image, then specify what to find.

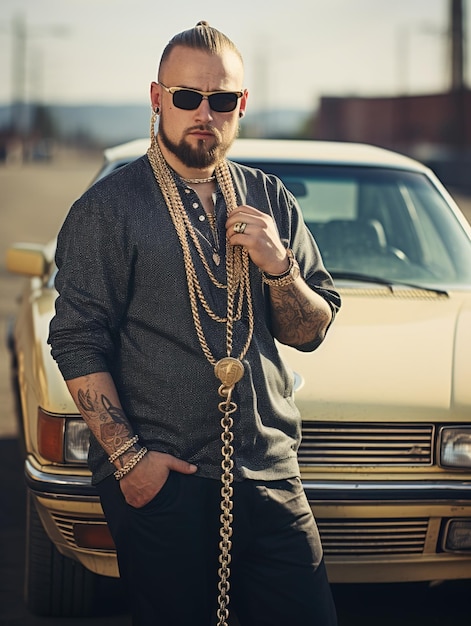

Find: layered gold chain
147;129;254;625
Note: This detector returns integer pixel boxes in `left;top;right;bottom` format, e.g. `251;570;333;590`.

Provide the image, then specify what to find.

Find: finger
231;221;249;235
227;205;258;225
167;456;198;474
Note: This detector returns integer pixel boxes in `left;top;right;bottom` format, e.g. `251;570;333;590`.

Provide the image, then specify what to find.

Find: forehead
160;46;244;90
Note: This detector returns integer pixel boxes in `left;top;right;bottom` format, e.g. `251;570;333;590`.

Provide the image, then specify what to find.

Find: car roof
103;137;430;173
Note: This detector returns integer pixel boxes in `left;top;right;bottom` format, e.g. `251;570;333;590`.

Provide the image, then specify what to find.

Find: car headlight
38;409;90;464
439;427;471;469
64;419;90;463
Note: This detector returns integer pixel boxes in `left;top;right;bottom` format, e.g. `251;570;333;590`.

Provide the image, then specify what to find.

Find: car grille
318;518;429;555
50;513;112;550
51;513;78;546
50;513;429;558
300;422;434;466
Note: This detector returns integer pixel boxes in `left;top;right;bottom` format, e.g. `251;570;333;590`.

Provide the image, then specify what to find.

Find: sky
0;0;469;113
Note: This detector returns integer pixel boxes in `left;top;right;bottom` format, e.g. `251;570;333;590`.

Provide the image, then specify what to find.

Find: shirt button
198;215;205;222
184;188;191;194
192;202;199;209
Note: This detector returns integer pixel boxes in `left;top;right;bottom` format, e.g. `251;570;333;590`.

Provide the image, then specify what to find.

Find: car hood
279;286;471;422
38;286;471;422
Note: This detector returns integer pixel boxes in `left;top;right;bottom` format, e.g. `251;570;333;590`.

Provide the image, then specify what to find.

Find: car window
284;178;357;223
241;162;471;288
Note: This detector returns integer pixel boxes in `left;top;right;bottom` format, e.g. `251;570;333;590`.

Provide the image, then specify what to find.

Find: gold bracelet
114;447;148;480
108;434;139;463
261;249;300;287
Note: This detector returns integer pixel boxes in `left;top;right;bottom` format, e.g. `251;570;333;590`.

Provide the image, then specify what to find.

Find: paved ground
0;151;103;438
1;153;471;625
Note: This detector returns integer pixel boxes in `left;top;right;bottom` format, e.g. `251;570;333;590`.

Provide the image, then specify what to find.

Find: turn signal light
38;409;65;462
73;522;116;550
443;519;471;552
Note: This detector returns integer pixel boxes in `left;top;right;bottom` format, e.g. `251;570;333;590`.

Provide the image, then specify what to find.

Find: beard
158;117;237;169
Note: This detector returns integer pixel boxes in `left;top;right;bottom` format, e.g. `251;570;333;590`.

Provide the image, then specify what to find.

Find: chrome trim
303;479;471;502
303;480;471;491
25;455;471;502
25;457;97;499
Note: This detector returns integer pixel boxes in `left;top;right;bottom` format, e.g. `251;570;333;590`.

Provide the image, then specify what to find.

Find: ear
150;81;162;113
238;88;248;119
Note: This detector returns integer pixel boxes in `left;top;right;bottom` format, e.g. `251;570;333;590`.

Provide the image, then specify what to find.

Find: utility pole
448;0;468;153
10;13;69;140
11;13;27;135
450;0;465;90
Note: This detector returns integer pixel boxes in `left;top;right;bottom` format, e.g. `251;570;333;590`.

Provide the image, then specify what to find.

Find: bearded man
49;21;340;626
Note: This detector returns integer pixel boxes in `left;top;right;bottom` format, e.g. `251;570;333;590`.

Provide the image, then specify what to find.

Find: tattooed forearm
78;388;133;453
99;396;132;453
69;373;138;464
269;281;331;346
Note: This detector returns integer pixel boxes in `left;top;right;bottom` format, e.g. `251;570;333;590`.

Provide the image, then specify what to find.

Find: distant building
309;90;471;190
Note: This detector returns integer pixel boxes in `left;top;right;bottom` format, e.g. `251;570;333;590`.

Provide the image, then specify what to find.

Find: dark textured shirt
48;155;341;484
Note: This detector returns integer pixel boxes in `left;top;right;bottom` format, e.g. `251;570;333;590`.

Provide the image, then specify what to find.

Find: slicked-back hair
158;21;243;77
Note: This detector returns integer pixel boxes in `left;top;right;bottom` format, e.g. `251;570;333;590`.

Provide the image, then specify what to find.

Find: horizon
1;0;468;113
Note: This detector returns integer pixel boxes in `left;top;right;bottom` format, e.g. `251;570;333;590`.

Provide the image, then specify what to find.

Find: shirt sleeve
48;186;134;380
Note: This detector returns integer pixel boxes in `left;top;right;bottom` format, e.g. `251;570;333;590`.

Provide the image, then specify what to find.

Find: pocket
135;471;179;513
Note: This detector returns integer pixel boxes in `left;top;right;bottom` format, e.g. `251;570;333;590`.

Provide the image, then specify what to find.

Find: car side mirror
6;243;49;278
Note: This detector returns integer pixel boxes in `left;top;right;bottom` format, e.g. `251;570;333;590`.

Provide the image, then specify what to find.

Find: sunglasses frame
159;82;244;113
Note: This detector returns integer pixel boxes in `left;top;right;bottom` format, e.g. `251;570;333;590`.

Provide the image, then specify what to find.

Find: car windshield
242;163;471;289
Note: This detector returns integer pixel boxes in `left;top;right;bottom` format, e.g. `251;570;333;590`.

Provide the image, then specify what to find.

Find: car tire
24;492;97;617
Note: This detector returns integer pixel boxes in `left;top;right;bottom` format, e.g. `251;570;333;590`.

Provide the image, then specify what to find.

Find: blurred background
0;0;470;190
1;5;471;622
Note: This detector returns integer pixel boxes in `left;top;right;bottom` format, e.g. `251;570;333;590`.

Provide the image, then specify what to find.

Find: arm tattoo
270;284;329;346
77;388;134;461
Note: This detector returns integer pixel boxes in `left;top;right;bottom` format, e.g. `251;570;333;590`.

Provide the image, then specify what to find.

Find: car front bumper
305;480;471;583
25;455;118;577
25;457;471;583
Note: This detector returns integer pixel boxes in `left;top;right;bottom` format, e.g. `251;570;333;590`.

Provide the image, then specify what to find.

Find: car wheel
24;492;97;617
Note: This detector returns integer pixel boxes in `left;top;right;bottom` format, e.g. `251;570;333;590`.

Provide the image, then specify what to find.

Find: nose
194;97;213;120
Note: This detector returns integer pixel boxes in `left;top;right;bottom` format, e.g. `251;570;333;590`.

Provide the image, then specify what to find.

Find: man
49;21;340;626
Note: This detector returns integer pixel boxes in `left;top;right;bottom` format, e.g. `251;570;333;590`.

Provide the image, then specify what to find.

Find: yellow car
7;138;471;617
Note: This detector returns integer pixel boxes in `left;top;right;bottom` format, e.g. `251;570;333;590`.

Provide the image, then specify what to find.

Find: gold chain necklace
180;174;216;184
147;124;254;625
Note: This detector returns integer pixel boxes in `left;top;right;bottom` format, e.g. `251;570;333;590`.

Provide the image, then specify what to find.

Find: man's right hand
119;450;198;508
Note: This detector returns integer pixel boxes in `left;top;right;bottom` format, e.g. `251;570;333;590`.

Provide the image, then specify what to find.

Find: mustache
185;125;220;139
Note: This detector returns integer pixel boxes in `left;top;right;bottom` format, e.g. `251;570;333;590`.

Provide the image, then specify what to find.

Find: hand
119;450;197;508
226;205;290;275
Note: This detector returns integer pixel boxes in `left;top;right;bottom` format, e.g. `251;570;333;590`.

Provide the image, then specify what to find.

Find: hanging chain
216;383;236;625
147;127;254;625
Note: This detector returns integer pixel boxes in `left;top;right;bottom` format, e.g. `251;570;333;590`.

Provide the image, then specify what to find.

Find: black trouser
96;473;338;626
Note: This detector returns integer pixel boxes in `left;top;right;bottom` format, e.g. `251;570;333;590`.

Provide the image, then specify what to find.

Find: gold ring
234;222;247;234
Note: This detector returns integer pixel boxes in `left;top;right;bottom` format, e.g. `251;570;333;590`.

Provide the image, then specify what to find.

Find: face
150;46;248;170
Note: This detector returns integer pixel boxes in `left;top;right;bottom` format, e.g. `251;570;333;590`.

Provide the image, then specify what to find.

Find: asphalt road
1;153;471;625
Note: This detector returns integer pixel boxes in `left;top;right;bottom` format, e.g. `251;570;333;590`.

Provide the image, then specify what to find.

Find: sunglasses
159;82;243;113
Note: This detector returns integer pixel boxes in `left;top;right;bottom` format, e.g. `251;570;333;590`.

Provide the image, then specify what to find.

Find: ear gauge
154;107;160;115
239;111;245;118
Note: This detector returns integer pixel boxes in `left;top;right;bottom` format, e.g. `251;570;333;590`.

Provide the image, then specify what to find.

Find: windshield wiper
330;271;449;296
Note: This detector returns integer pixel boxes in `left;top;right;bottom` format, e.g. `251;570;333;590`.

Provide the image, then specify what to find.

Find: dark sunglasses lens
208;93;239;112
173;90;203;110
